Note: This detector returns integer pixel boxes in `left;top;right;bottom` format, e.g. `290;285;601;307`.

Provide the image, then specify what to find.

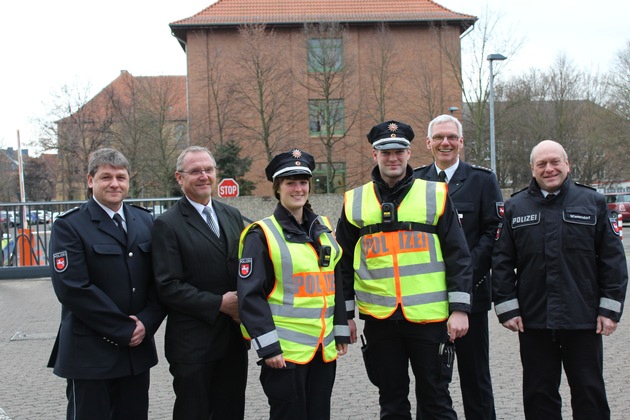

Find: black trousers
519;329;609;420
168;337;248;420
363;318;456;420
455;310;496;420
66;370;150;420
260;352;337;420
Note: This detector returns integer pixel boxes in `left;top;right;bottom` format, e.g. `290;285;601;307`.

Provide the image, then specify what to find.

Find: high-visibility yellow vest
239;215;342;364
344;179;449;323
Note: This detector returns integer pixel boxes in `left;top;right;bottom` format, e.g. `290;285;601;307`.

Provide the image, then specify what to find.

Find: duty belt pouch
360;334;380;387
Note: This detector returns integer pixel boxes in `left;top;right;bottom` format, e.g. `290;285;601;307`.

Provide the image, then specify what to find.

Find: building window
313;162;346;194
307;38;343;72
309;99;345;135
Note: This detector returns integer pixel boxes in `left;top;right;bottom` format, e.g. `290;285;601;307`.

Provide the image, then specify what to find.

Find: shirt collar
93;198;125;221
186;196;213;218
434;158;460;182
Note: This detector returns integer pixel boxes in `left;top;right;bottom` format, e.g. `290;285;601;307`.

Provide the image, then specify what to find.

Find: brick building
170;0;476;196
56;70;187;200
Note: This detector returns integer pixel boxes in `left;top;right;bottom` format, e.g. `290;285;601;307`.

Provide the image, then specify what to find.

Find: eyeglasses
179;167;217;177
431;134;460;142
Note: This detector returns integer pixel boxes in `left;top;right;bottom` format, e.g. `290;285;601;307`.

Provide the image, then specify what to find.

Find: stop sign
218;178;239;198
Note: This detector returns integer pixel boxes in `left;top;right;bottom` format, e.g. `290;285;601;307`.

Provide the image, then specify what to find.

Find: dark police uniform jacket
336;165;472;321
414;161;503;313
493;177;628;328
238;204;349;360
48;199;165;379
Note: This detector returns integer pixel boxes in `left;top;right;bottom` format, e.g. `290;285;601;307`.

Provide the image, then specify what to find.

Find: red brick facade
171;0;475;195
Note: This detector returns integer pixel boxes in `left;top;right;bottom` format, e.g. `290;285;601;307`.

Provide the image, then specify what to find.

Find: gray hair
176;146;216;172
427;114;463;138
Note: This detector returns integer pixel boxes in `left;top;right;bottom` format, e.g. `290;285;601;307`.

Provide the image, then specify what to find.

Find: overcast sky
1;0;628;152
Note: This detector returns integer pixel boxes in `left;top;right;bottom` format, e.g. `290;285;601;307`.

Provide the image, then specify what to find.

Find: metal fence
0;198;178;279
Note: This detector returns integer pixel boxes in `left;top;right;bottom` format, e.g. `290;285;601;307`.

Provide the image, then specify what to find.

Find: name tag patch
563;211;595;225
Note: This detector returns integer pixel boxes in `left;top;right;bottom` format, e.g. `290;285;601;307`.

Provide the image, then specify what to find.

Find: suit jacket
415;161;503;312
152;197;247;364
48;199;165;379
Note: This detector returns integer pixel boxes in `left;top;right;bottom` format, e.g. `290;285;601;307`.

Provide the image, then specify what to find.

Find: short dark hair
88;148;130;176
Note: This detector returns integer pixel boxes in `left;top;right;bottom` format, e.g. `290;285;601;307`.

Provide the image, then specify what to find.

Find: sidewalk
1;253;629;419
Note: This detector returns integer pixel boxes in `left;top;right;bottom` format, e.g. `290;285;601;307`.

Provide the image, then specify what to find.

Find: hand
447;311;468;342
129;315;146;347
596;315;617;336
336;342;348;356
265;354;286;369
502;316;524;332
220;291;239;319
348;319;357;344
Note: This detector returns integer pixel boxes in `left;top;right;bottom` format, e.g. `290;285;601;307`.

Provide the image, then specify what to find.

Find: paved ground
1;241;629;419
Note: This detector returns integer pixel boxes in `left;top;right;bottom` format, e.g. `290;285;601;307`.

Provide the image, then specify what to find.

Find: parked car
0;210;20;228
605;193;630;222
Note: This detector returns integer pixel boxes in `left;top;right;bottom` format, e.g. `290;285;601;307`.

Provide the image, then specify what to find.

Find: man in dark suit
152;145;248;420
414;114;503;420
48;148;166;420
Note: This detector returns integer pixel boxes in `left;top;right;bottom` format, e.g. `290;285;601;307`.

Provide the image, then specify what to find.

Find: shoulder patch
471;164;492;172
58;207;79;218
496;202;505;218
53;251;69;273
239;258;253;278
609;217;621;236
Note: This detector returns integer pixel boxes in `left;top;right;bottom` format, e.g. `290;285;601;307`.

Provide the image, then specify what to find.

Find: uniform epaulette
471;164;492;172
574;182;596;191
413;165;430;171
129;204;152;212
510;186;528;197
58;207;79;218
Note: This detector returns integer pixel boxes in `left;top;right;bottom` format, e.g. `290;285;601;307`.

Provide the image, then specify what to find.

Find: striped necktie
203;206;220;238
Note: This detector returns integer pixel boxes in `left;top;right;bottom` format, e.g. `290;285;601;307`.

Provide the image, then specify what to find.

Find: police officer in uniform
493;140;628;419
415;114;502;420
238;149;349;420
335;121;472;419
48;148;165;420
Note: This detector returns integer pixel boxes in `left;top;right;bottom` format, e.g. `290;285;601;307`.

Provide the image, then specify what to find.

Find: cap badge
291;149;302;159
295;161;302;166
388;122;398;132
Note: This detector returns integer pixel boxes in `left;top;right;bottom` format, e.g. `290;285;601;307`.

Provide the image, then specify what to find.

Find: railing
0;198;179;279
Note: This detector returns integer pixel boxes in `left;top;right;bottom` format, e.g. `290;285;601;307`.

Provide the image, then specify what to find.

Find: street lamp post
448;106;459;115
487;53;507;173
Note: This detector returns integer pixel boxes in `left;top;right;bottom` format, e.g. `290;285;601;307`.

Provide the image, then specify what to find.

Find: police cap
367;120;415;150
265;148;315;181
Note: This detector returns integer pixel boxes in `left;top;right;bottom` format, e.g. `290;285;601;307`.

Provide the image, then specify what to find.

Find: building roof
171;0;476;44
57;71;187;125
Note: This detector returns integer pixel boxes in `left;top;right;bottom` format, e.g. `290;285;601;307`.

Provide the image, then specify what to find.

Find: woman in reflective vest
344;178;454;323
237;148;349;420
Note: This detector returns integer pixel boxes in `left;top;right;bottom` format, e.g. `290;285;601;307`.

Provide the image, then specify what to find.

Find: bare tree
231;24;298;162
38;81;114;200
297;22;361;193
499;56;622;191
364;23;403;123
444;7;523;169
23;156;55;201
196;39;236;149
